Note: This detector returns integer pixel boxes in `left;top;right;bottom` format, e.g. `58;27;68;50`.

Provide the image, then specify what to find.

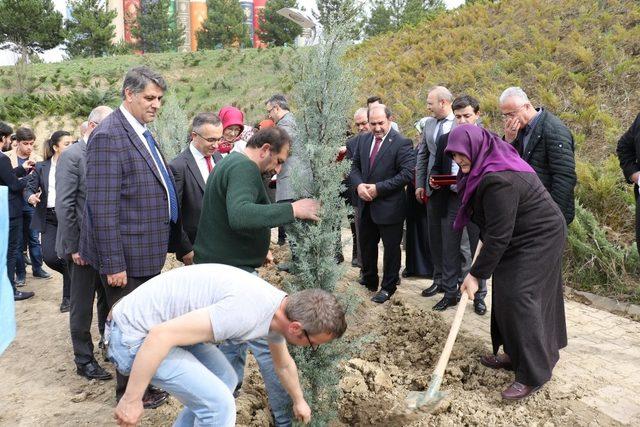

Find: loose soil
0;249;621;426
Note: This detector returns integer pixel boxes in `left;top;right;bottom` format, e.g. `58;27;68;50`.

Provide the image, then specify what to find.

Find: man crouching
109;264;346;426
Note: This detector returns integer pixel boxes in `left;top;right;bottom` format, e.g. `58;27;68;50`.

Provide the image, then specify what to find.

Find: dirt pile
336;298;588;426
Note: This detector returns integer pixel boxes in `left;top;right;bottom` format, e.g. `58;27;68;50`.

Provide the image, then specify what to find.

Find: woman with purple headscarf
445;124;567;401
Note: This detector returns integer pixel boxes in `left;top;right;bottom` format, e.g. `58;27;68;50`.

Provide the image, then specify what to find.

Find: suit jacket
55;140;88;258
350;129;415;224
79;108;181;277
343;135;360;206
275;112;312;201
0;151;28;219
169;147;222;258
415;117;440;196
24;159;53;233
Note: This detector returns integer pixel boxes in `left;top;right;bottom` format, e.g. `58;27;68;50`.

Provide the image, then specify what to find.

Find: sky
0;0;466;66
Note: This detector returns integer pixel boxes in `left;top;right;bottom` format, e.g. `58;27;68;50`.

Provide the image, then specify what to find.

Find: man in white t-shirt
109;264;346;426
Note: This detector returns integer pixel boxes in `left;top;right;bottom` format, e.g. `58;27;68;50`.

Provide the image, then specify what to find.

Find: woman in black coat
446;125;567;401
26;131;73;312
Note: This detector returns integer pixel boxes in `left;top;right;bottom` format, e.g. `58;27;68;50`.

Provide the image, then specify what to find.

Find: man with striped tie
80;66;179;409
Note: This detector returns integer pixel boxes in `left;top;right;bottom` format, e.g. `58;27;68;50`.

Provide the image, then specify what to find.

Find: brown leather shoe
480;353;513;370
501;381;541;400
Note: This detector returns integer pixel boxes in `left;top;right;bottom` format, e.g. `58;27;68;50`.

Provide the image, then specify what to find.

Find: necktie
435;119;445;141
205;155;213;173
143;130;178;223
369;136;383;167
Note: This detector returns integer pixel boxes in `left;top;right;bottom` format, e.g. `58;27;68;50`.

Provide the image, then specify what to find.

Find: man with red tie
350;104;415;304
169;113;224;265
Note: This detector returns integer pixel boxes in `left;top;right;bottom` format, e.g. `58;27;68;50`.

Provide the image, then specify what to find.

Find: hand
338;146;347;154
114;395;144;427
292;399;311;424
71;252;87;266
28;193;40;206
429;177;441;190
107;271;127;288
357;184;373;202
460;274;479;300
264;250;274;266
503;117;521;142
415;187;425;203
22;160;35;172
182;251;194;265
365;183;378;199
631;172;640;184
292;199;320;221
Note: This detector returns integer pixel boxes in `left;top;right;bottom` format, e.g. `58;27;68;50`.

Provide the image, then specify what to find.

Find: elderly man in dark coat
616;112;640;255
450;125;567;401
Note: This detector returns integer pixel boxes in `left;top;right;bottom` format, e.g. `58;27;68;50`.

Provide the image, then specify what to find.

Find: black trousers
427;201;444;287
101;273;156;400
69;261;108;366
42;210;70;299
359;205;403;294
7;216;21;291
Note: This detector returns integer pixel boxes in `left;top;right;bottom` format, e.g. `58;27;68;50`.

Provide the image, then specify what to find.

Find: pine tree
197;0;251;49
314;0;363;39
65;0;117;58
131;0;184;53
364;0;393;37
256;0;303;46
0;0;64;91
364;0;444;37
285;25;359;426
148;91;189;161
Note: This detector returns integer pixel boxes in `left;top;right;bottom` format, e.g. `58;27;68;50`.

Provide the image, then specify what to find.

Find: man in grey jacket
56;106;112;381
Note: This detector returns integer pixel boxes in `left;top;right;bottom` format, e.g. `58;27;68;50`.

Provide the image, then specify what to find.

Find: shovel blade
406;389;447;411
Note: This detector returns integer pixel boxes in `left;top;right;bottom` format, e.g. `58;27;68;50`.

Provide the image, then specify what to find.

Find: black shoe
474;300;487;315
23;252;31;265
60;297;70;313
277;238;286;246
33;269;52;279
14;290;35;301
143;386;169;409
335;253;344;264
371;290;391;304
98;337;110;362
351;258;361;267
432;296;458;311
76;360;112;380
421;283;439;297
277;262;290;272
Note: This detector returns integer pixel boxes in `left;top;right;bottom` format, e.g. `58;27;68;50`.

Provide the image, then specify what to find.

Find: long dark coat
469;171;568;387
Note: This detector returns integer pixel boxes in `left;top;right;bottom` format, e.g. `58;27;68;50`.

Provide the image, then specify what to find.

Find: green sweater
193;152;295;271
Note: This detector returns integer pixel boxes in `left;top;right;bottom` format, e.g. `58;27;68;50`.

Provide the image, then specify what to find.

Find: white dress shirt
119;105;171;217
47;159;57;208
189;143;210;182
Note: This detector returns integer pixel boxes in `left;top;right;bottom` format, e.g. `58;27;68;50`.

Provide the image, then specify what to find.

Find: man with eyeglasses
110;264;346;427
55;105;113;381
499;87;576;225
169;113;224;266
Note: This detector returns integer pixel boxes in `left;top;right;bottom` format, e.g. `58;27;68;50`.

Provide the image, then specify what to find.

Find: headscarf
218;106;246;154
444;124;535;230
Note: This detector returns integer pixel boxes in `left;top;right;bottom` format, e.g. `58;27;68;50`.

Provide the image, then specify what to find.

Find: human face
454;106;480;126
284;321;334;350
499;97;532;128
266;102;280;122
452;152;472;174
223;125;243;143
354;113;370;133
368;108;390;138
260;143;289;175
124;83;164;124
427;91;447;119
192;123;223;156
16;139;34;158
1;135;11;152
53;135;73;157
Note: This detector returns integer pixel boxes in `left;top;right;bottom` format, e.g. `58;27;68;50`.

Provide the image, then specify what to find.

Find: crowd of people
1;63;639;425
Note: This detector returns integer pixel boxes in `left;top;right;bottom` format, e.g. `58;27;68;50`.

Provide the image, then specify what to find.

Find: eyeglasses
194;131;224;144
501;105;525;119
303;329;319;353
267;106;277;115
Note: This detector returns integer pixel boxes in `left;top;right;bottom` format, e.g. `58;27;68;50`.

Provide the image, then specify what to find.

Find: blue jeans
219;338;292;427
15;207;43;277
108;322;238;427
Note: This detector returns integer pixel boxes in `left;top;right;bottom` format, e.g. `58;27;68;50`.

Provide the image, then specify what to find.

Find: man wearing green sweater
193;126;319;427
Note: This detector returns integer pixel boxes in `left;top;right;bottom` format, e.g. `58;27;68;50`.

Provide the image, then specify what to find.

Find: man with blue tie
79;66;178;409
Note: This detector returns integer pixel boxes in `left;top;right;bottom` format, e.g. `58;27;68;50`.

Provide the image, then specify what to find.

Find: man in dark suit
169;112;223;265
56;106;112;381
616;112;640;256
350;105;415;304
80;66;176;407
0;149;34;300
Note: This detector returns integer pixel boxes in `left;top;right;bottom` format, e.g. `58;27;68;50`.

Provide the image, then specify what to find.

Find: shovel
406;243;482;412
